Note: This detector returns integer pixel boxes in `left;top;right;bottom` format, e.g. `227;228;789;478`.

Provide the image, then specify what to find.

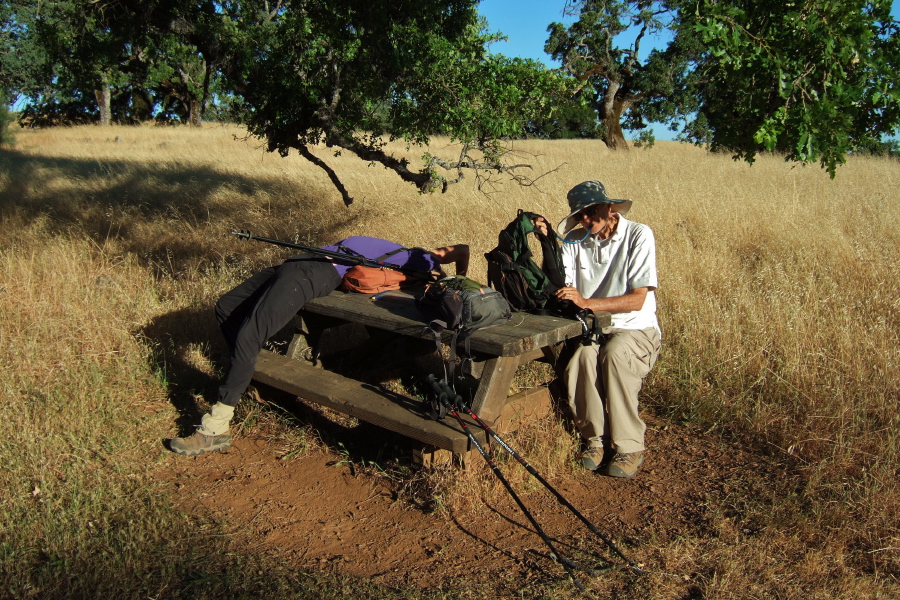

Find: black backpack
415;276;511;415
415;275;512;335
485;210;568;314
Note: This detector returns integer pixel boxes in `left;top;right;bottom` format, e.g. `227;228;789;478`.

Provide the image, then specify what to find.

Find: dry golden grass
1;123;898;598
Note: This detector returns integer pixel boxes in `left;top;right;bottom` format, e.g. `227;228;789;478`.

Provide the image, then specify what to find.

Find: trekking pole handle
438;378;462;406
426;374;447;402
427;374;463;406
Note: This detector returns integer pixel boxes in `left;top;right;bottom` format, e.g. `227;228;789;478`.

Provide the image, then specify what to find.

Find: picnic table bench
252;290;611;463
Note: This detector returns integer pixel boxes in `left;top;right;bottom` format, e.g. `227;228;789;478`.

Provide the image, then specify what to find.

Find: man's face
576;203;614;234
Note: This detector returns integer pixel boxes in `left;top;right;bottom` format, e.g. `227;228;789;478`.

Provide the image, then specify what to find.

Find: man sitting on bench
168;236;469;456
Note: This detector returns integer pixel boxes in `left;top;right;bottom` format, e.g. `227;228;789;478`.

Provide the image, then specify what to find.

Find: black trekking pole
451;393;643;574
425;375;591;593
230;230;436;280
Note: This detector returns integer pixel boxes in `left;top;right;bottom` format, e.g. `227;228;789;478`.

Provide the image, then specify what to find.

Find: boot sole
581;456;602;471
169;441;232;456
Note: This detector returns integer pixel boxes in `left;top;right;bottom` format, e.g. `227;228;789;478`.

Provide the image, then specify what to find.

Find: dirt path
159;410;764;594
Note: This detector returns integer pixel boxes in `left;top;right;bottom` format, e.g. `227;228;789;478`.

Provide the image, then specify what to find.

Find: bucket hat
556;180;633;236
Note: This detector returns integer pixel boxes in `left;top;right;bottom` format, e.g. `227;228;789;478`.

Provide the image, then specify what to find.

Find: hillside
1;124;897;599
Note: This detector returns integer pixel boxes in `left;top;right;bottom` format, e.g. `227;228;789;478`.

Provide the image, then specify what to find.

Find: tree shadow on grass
1;144;372;437
0;147;358;274
140;304;226;436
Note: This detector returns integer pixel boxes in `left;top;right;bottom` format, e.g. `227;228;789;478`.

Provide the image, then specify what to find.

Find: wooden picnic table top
301;290;604;358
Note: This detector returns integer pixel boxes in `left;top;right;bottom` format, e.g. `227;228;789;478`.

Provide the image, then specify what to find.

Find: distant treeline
2;1;898;184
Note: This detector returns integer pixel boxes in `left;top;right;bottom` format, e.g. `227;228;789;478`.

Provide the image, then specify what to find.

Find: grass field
1;123;898;598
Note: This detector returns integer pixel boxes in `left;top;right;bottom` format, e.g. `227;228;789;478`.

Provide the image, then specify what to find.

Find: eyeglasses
575;204;610;220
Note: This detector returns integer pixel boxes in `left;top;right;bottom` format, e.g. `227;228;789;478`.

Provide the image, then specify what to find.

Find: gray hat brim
556;198;632;237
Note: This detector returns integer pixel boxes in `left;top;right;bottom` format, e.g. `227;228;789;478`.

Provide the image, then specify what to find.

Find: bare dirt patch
158;398;768;596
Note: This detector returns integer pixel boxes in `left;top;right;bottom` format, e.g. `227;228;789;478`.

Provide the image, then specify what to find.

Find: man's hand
556;286;650;313
532;217;549;237
555;286;589;309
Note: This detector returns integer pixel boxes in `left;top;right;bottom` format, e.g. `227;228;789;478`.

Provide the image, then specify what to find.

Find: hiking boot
606;452;644;478
580;446;612;471
169;431;233;456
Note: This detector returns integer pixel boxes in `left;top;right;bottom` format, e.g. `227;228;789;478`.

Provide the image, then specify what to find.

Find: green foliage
0;98;14;147
0;1;44;102
32;0;134;102
852;136;900;157
631;128;656;148
525;87;603;139
212;2;572;196
7;0;219;126
390;39;572;145
691;0;900;176
18;92;98;127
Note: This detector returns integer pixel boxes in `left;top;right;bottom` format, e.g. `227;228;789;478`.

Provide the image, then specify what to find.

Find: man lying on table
168;236;469;456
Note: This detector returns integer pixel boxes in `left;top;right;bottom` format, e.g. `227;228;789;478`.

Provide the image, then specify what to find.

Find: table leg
468;355;521;423
286;314;315;362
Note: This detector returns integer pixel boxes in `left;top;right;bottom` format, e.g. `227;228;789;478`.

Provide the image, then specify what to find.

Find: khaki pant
199;402;235;436
565;328;660;454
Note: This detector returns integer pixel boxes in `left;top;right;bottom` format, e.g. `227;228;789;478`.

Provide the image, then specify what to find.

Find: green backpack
485;210;567;313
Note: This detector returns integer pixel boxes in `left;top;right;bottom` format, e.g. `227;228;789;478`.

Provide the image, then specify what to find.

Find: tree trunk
599;81;630;150
188;99;202;127
601;107;629;150
95;85;112;126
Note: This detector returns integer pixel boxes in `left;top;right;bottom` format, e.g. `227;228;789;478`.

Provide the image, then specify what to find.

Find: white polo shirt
561;216;660;335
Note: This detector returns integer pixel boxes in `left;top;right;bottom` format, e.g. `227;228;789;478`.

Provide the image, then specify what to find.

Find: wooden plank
468;355;521;423
301;291;605;357
252;350;483;454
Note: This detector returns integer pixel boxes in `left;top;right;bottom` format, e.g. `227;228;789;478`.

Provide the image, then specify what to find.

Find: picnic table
252;290;611;463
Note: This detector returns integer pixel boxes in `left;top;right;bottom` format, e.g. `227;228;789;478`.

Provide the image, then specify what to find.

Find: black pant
214;255;341;406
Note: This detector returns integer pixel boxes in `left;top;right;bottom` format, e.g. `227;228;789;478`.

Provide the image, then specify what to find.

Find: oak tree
690;0;900;175
212;0;571;202
546;0;900;176
545;0;697;150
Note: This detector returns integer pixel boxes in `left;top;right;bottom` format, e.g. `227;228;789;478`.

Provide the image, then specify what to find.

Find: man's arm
555;285;650;313
430;244;470;276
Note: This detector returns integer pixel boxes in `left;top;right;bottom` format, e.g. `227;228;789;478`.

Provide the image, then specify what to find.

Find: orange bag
340;265;421;294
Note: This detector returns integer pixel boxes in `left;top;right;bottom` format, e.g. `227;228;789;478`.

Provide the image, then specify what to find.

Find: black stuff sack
415;275;511;334
415;276;512;388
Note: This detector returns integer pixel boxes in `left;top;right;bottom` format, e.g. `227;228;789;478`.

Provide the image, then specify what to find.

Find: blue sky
477;0;900;143
477;1;677;65
477;1;570;65
478;0;900;64
477;0;677;140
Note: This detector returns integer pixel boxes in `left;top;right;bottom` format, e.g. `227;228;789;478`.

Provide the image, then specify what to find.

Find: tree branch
296;144;354;206
326;133;438;192
298;134;555;200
